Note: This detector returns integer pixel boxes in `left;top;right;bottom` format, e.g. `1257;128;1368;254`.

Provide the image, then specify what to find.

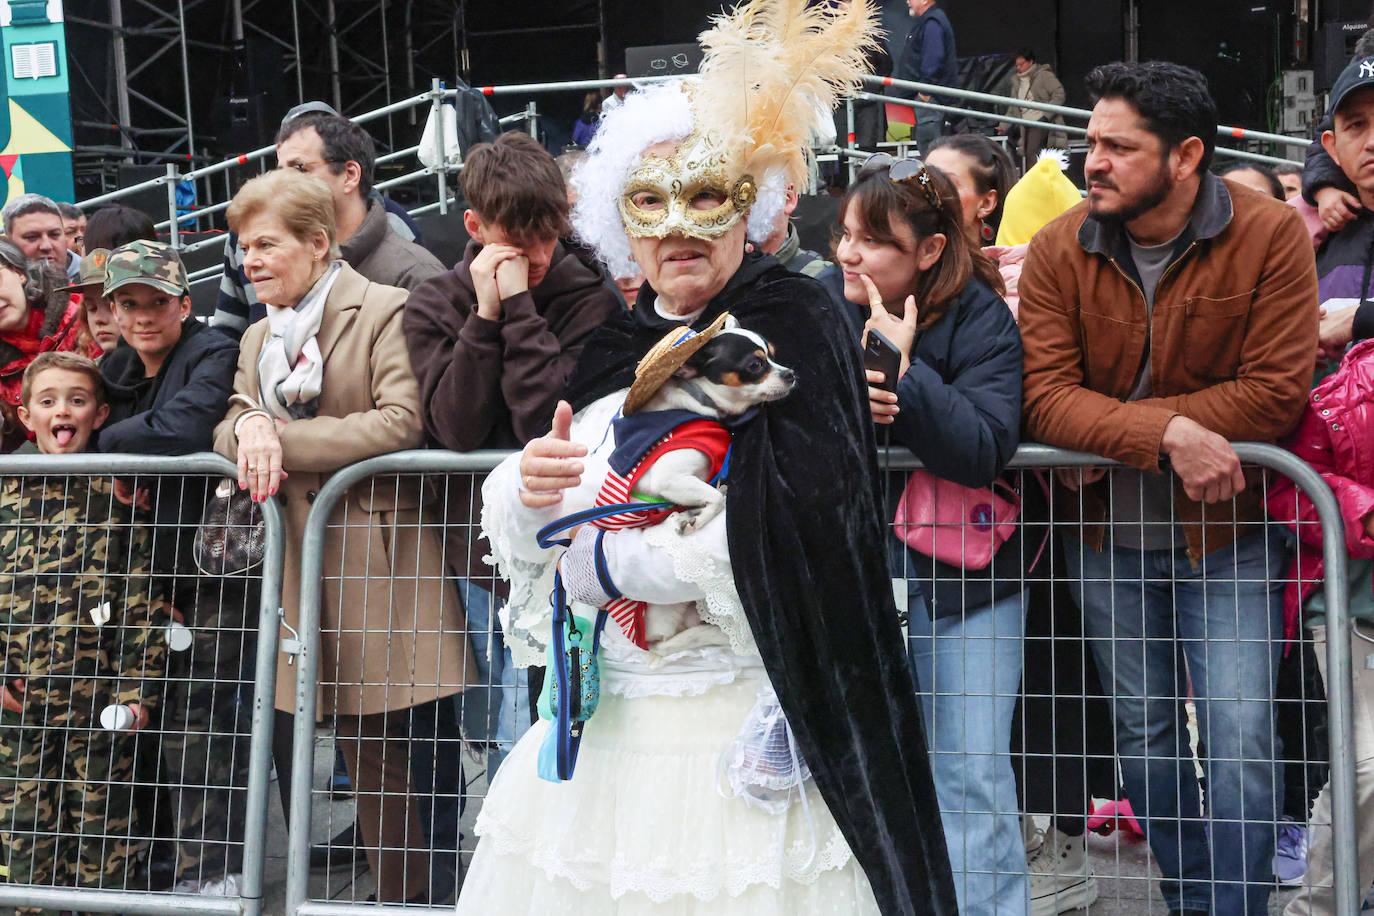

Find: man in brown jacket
403;131;621;775
1019;62;1318;915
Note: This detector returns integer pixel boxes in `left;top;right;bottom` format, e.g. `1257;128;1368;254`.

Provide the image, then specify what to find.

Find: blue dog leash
532;449;733;782
536;502;655;782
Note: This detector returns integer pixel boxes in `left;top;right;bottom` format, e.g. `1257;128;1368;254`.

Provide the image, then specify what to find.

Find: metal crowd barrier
884;443;1357;916
274;444;1358;915
0;454;285;916
0;444;1354;914
285;451;509;915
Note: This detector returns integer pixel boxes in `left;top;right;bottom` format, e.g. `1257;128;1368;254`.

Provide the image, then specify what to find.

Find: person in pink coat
1268;337;1374;916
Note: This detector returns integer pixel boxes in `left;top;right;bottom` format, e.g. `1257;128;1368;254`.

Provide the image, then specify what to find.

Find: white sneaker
1023;816;1045;858
173;872;243;897
198;873;242;897
1028;829;1099;916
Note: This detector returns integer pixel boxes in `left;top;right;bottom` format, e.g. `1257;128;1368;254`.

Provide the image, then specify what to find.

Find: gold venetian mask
618;130;758;241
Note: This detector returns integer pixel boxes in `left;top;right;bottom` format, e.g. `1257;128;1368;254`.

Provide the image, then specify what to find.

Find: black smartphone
864;330;902;393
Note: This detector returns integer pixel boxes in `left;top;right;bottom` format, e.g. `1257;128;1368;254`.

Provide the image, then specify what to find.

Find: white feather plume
695;0;882;190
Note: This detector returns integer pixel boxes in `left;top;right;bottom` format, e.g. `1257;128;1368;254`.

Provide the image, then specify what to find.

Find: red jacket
1267;337;1374;640
0;293;93;453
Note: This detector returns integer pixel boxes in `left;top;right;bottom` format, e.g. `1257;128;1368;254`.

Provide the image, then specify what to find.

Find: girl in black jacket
830;156;1028;916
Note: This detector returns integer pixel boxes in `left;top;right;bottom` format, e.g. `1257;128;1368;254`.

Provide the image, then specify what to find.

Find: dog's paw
675;510;701;535
679;497;725;534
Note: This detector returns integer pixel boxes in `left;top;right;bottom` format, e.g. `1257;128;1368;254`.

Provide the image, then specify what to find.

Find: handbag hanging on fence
893;470;1020;570
192;478;266;576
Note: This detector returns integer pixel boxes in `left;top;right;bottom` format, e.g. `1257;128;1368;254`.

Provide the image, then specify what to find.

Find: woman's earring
980;219;994;243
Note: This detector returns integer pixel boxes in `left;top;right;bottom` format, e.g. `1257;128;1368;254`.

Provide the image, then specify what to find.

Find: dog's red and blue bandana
591;409;732;646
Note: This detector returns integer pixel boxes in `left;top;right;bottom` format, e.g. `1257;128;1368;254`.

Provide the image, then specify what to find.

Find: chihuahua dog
629;324;793;646
587;323;795;649
635;325;796;535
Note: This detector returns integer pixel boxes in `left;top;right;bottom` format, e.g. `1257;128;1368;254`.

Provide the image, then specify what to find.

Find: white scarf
257;261;340;421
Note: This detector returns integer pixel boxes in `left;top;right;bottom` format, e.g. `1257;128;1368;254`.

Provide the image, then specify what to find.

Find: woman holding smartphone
826;154;1028;915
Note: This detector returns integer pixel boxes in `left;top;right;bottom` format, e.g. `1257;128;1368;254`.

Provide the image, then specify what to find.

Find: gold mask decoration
618;129;758;241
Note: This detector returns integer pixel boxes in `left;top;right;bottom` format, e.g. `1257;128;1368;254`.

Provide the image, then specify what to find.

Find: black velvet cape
565;252;958;915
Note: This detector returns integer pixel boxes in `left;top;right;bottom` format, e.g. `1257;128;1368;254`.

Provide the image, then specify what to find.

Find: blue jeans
1064;531;1285;915
908;587;1028;916
458;580;531;775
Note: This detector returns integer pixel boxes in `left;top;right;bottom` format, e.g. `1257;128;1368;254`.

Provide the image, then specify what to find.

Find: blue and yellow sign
0;0;73;205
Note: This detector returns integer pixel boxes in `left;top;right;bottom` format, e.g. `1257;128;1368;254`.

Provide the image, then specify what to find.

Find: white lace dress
456;393;880;915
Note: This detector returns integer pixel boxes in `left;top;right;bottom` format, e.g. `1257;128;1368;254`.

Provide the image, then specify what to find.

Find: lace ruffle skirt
457;675;880;914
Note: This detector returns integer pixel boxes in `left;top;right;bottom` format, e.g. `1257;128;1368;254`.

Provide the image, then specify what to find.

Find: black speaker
1138;0;1277;128
1315;20;1372;90
215;38;290;154
1323;0;1373;22
113;165;166;222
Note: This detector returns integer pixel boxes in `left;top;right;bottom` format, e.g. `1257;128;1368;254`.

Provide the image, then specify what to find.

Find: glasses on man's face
283;159;339;174
856;152;942;209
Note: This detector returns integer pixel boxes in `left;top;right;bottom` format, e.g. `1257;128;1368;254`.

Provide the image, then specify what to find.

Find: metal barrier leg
1238;447;1361;916
285;517;325;916
845;97;857;186
239;500;286;916
165;163;180;249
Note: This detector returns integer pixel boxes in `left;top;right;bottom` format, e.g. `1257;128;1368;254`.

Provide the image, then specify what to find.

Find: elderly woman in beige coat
213;168;475;904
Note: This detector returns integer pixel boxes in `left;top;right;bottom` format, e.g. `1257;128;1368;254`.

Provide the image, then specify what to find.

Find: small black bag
192;479;265;576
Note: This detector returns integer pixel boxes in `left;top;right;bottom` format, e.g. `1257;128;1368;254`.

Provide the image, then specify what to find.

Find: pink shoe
1087;799;1144;837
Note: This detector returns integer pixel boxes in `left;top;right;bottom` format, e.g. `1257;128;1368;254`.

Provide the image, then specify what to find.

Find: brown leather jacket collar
1077;170;1234;282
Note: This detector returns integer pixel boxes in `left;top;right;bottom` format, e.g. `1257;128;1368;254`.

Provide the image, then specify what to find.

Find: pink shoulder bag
893;470;1020;570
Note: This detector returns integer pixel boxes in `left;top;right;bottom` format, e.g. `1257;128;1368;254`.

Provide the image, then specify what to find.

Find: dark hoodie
403;239;621;451
404;238;621;586
99;318;239;567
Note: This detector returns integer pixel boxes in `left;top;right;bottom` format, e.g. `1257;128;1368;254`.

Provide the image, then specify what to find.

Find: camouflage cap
56;248;111;293
102;240;188;298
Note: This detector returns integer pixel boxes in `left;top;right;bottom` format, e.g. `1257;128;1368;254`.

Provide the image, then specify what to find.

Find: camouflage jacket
0;475;169;709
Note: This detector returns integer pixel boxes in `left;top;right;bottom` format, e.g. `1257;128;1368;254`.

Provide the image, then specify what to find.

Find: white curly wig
570;0;876;281
568;80;788;281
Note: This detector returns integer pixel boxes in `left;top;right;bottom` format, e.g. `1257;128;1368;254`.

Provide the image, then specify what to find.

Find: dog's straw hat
623;312;731;415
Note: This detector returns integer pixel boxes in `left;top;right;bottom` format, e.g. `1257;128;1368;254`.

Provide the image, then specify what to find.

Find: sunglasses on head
856;152;942;209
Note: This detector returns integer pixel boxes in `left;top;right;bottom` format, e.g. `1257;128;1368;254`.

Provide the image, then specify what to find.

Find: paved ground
1075;829;1300;915
250;740;1305;915
0;730;1309;914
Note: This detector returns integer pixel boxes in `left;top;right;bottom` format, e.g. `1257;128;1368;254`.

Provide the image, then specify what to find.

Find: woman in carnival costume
457;1;957;913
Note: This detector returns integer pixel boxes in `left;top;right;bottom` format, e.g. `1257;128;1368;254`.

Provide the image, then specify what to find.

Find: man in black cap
1277;54;1374;916
1306;56;1374;362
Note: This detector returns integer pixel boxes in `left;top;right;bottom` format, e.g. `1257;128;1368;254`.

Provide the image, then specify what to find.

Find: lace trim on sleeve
479;393;625;670
480;454;557;670
643;516;757;657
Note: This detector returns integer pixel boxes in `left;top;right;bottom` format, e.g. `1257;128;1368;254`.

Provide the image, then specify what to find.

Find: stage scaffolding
63;0;606;198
